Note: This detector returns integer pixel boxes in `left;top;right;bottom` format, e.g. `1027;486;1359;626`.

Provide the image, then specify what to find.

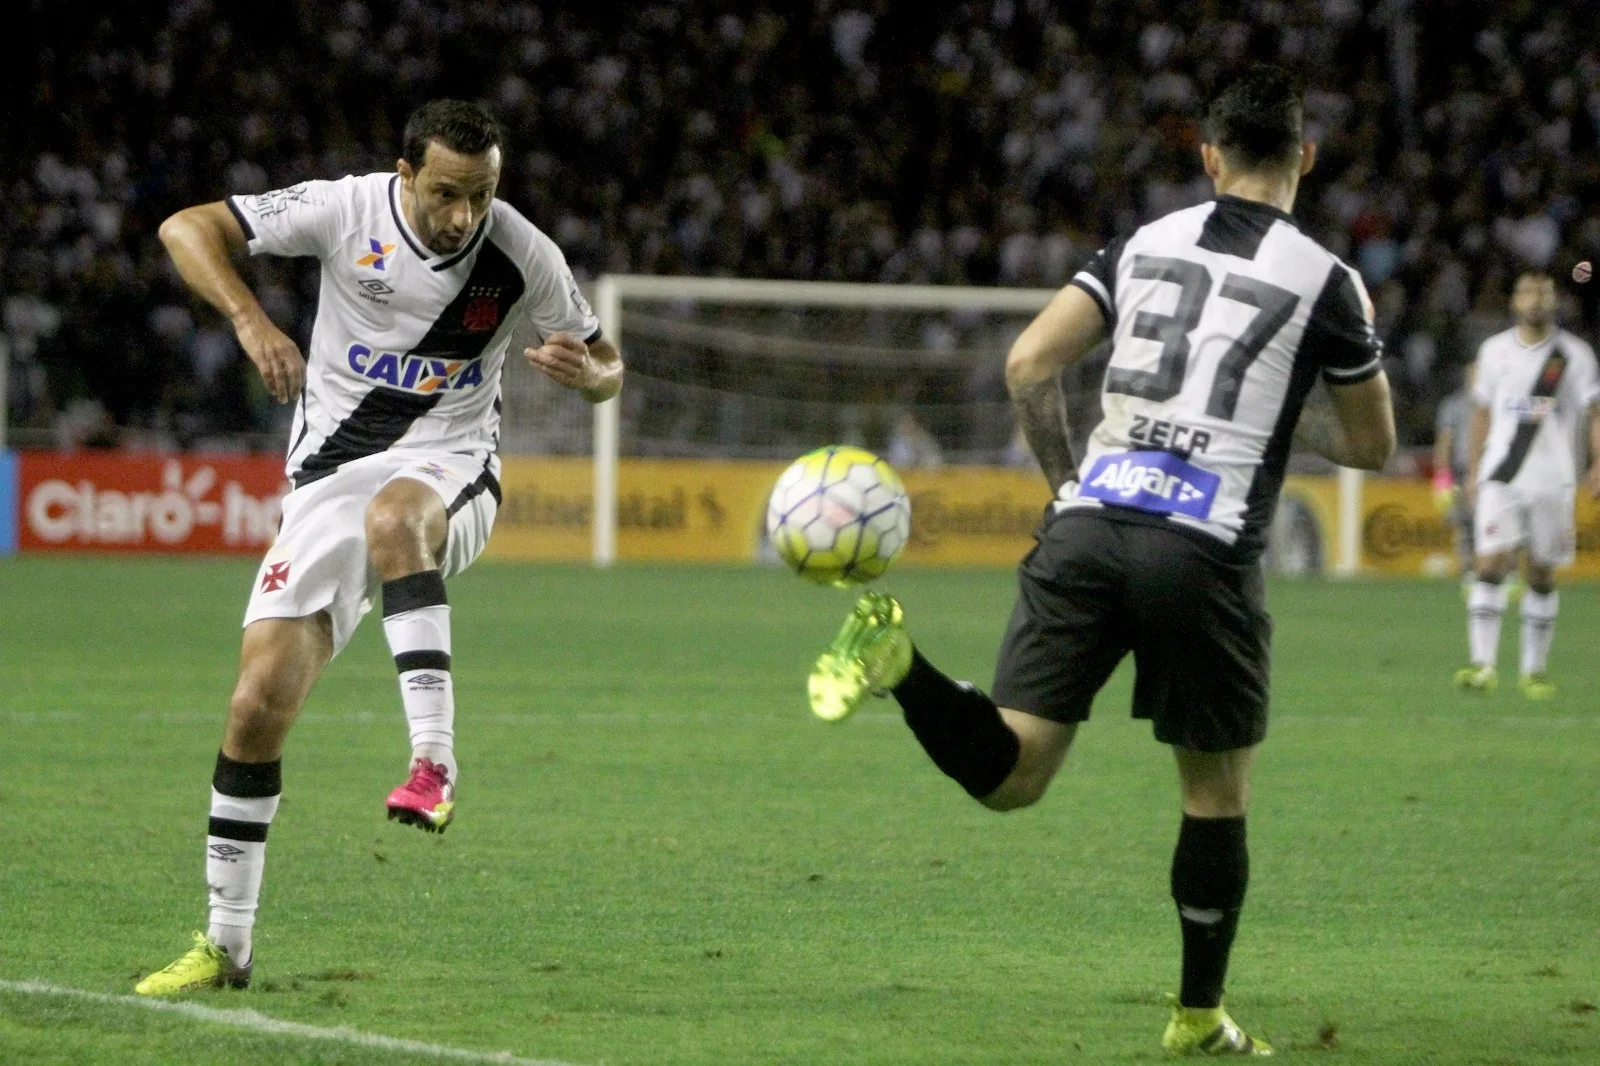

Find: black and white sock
206;752;281;966
1171;814;1249;1009
381;570;456;783
1468;580;1506;669
1519;590;1558;677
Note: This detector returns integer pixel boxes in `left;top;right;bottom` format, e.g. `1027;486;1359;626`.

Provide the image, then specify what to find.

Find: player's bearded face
1512;278;1556;327
399;142;501;254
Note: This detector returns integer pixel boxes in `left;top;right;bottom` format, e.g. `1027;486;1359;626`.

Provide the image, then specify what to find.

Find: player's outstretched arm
1292;372;1397;471
525;332;623;404
1005;285;1107;492
158;202;304;403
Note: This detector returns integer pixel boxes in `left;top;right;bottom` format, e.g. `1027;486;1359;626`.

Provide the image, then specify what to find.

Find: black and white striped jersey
1060;195;1383;556
229;173;600;487
1472;327;1599;494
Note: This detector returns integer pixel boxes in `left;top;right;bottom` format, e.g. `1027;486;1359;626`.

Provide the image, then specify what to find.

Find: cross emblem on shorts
261;562;291;591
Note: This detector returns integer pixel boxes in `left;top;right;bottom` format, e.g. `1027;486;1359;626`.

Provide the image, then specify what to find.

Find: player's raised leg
1517;560;1559;699
1161;746;1271;1056
368;477;459;832
809;591;1078;808
137;614;331;995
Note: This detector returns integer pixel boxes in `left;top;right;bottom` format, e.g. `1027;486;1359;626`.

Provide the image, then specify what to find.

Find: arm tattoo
1011;376;1078;492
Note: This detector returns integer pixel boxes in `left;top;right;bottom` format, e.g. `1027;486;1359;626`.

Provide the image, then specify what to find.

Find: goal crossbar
588;275;1059;566
584;274;1363;575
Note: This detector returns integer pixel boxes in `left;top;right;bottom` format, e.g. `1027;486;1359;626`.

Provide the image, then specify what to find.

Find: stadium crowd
9;0;1600;454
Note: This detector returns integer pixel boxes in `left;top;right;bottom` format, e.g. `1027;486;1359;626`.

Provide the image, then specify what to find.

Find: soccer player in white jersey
809;66;1394;1055
1454;273;1600;699
134;100;623;995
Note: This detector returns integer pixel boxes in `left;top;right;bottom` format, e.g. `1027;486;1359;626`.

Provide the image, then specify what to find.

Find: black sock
890;648;1020;799
1171;814;1249;1009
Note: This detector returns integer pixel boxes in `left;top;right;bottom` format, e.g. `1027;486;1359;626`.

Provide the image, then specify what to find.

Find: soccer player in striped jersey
1454;273;1600;698
135;100;623;994
809;66;1394;1055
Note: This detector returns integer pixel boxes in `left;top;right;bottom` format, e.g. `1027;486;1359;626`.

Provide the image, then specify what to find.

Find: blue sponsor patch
346;344;484;393
1080;451;1220;520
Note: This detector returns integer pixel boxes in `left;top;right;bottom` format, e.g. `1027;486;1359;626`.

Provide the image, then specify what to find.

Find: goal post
559;274;1367;573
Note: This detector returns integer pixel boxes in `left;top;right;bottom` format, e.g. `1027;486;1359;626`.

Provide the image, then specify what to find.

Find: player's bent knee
979;710;1073;812
226;677;296;747
1474;554;1513;582
978;756;1058;811
364;498;427;550
1525;567;1556;594
980;775;1048;812
364;489;447;577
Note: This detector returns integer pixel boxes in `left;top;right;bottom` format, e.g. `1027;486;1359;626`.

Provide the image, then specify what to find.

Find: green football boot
1161;998;1273;1056
1453;664;1498;694
1518;672;1557;700
808;591;912;722
135;932;251;995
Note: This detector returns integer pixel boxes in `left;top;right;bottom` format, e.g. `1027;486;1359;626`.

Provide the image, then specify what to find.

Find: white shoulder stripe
1322;355;1382;381
1071;271;1112;312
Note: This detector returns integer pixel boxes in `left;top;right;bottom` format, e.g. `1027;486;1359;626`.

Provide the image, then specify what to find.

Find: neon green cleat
1162;998;1273;1056
808;592;912;722
134;932;251;995
1519;673;1557;700
1453;664;1498;694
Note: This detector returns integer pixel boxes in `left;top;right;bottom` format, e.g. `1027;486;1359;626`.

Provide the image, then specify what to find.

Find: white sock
1519;590;1559;677
206;788;279;966
382;571;456;783
1468;581;1506;668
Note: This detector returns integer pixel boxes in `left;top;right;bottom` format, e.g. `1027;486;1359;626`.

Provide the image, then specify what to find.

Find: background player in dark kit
808;66;1395;1056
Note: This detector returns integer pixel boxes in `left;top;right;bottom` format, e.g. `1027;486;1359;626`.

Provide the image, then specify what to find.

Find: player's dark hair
402;99;504;169
1203;64;1304;171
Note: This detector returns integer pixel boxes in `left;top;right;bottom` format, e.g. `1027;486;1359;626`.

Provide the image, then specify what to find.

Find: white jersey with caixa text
1472;327;1599;495
1060;195;1383;557
229;172;600;489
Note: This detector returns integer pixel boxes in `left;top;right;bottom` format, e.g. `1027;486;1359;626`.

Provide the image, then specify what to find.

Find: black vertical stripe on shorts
445;468;502;517
1488;348;1568;484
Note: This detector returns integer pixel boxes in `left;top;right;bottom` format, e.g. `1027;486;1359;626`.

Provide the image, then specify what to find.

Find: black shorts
991;509;1271;752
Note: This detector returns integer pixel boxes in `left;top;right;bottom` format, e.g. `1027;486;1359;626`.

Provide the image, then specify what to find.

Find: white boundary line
0;979;587;1066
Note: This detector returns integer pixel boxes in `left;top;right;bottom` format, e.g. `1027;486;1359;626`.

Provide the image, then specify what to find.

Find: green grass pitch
1;556;1597;1064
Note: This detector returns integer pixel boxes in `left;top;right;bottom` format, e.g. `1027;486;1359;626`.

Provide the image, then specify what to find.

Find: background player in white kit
135;100;623;994
1454;273;1600;699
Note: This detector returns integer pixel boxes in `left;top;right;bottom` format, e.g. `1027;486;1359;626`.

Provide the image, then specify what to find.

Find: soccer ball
766;446;912;586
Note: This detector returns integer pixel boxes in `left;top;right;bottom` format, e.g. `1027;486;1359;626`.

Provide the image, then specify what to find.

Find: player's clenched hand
234;310;305;403
525;331;601;391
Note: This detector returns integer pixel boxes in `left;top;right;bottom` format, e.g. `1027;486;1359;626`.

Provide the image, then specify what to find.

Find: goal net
496;275;1359;572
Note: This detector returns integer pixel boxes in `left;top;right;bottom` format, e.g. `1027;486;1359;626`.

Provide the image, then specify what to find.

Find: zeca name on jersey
1081;450;1222;521
346;342;486;393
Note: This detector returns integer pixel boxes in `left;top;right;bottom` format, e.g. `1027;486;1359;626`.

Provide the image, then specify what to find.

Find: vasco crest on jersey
462;286;504;333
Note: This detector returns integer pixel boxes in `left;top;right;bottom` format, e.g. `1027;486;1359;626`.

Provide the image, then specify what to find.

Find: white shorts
1474;481;1575;567
244;450;500;654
